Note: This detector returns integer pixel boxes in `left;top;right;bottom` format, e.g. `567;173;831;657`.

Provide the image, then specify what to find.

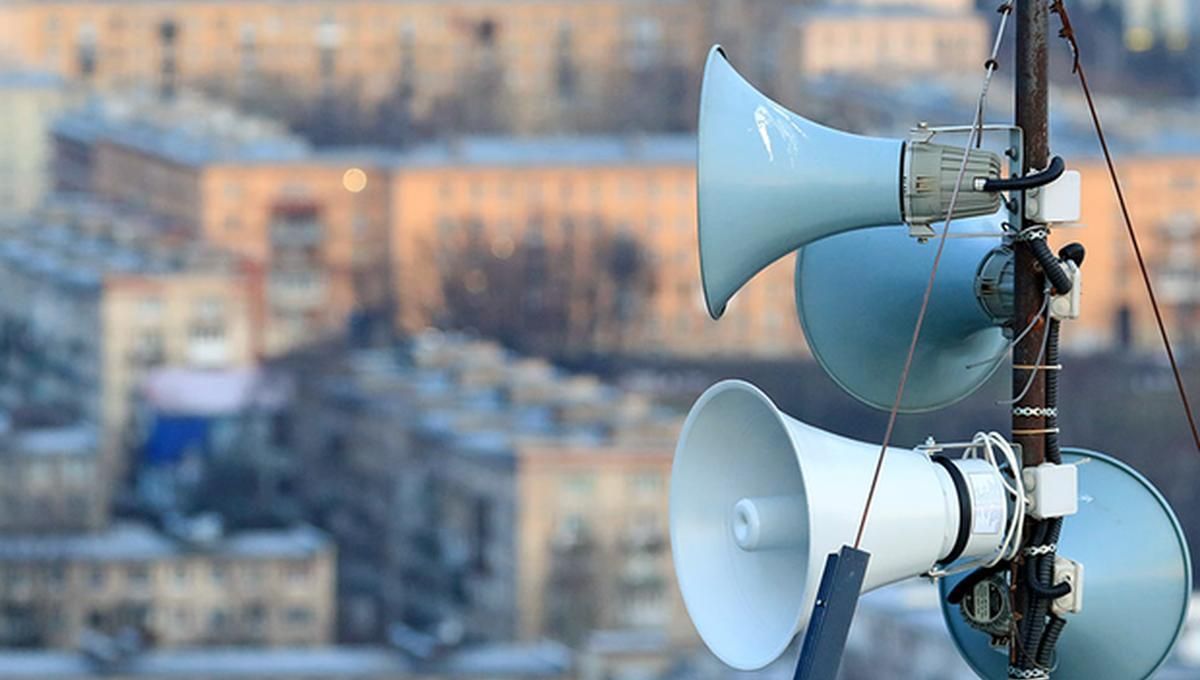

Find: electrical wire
1051;0;1200;457
853;0;1015;550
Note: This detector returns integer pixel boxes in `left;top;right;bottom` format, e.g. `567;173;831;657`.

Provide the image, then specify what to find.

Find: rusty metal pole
1013;0;1050;671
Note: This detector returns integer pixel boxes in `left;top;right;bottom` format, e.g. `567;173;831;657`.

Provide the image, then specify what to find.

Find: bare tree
433;216;657;358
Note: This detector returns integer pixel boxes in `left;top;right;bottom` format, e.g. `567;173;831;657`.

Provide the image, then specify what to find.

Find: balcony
270;220;324;248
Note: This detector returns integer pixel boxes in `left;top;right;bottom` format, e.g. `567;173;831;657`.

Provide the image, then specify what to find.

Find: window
211;564;227;584
285;607;313;625
563;473;595;496
138;297;163;323
127;565;150;588
631;472;662;495
89;566;107;590
286;562;311;583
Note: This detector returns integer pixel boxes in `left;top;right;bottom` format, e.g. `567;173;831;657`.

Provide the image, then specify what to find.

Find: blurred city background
0;0;1199;677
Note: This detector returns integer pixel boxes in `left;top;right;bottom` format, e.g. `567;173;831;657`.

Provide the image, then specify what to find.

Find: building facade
781;5;990;82
385;136;804;359
0;72;71;219
0;0;707;134
1066;155;1200;352
52;97;393;357
0;198;254;476
0;523;335;650
284;332;689;647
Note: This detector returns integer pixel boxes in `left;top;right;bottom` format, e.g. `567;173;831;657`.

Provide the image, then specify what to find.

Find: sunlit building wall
0;0;706;134
386;137;805;359
51;100;393;358
1065;156;1200;352
782;5;990;81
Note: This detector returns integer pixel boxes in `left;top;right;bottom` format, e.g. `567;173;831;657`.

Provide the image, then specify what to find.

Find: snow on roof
438;640;573;677
141;367;290;416
0;523;177;562
11;424;97;457
0;523;330;562
216;525;330;559
127;647;410;676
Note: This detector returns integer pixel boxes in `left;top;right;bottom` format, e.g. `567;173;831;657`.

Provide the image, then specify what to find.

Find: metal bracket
905;124;1024;239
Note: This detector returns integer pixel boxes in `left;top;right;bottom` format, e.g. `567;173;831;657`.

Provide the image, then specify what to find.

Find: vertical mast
1013;0;1050;669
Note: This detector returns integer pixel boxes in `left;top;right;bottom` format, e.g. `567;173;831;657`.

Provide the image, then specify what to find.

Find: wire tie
1012;427;1060;436
1014;227;1050;242
1013;406;1057;418
1013;364;1062;371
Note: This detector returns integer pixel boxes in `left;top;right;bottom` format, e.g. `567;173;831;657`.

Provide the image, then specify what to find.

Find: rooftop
0;522;330;562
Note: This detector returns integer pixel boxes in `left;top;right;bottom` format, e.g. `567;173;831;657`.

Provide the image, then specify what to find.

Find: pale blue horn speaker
941;449;1192;680
794;217;1014;412
697;46;1003;319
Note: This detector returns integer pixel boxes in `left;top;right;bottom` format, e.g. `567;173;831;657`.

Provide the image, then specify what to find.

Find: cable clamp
1012;427;1060;436
1023;543;1057;557
1015;227;1050;242
1013;406;1057;418
1013;363;1062;371
1008;667;1050;680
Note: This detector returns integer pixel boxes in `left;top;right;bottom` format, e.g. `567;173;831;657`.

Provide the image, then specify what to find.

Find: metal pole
1013;0;1049;671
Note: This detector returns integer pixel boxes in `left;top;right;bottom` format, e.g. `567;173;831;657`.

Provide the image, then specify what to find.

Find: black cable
1037;616;1067;668
982;156;1065;192
1031;240;1072;295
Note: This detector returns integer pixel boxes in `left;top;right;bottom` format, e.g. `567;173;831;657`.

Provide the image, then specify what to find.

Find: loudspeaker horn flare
670;380;1009;670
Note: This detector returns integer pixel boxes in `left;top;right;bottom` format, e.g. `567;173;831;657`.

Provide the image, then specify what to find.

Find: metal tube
1013;0;1051;673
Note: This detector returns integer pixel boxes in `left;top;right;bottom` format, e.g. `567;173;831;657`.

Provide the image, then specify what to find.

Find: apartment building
0;0;708;134
52;96;392;357
285;331;687;646
0;197;254;474
0;522;334;649
385;136;804;358
781;4;989;82
1067;154;1200;351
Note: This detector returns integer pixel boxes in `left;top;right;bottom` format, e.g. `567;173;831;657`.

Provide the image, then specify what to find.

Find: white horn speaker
698;45;1004;319
670;380;1010;670
795;216;1014;413
941;448;1192;680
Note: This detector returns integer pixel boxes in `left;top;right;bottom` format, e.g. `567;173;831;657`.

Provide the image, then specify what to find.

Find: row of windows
435;177;692;201
560;470;663;496
0;561;314;591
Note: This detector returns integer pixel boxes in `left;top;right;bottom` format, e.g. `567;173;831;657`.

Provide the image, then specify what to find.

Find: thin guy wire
1051;0;1200;457
1000;297;1051;405
965;292;1051;370
854;2;1014;549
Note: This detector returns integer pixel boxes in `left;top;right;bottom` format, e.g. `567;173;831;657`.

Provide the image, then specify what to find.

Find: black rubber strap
932;455;972;566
